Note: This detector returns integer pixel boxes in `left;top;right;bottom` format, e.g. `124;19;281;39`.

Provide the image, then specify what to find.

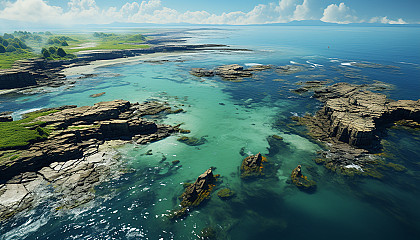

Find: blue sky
0;0;418;25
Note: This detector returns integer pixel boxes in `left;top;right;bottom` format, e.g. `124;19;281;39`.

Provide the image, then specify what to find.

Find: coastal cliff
299;82;420;177
0;100;184;220
306;83;420;148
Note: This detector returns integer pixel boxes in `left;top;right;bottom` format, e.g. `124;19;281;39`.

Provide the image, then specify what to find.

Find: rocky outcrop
0;100;183;221
0;143;121;222
0;70;37;89
0;58;78;90
190;64;272;81
240;152;267;179
0;100;180;182
290;165;316;193
168;168;218;220
306;83;420;148
297;82;420;177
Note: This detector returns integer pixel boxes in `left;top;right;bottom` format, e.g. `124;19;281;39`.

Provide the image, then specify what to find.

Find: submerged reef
217;188;236;200
240;152;267;179
290;165;317;193
177;136;207;146
168;168;219;220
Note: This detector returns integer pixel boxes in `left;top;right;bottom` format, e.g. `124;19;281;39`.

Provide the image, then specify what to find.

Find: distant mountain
1;19;419;33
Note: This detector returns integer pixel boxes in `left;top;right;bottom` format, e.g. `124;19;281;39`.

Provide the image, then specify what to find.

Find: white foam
244;63;263;66
290;61;299;65
341;62;356;66
11;108;43;120
306;60;323;67
344;164;364;172
329;59;340;62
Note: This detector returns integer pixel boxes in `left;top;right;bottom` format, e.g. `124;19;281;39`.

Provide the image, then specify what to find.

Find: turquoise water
1;26;420;239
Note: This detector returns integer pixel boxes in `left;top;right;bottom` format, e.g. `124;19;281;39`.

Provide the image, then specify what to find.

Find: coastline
61;51;188;77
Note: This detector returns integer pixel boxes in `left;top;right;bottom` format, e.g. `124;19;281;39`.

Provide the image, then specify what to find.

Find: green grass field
0;51;39;69
0;32;149;69
0;110;59;150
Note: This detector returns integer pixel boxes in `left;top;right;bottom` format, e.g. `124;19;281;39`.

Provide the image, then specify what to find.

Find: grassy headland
0;109;59;150
0;31;149;69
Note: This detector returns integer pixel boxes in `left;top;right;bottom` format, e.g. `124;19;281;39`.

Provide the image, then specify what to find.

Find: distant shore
61;51;187;77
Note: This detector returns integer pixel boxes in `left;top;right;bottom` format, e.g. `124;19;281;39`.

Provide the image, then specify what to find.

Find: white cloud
370;16;407;25
293;0;313;21
320;2;359;24
0;0;63;22
0;0;410;25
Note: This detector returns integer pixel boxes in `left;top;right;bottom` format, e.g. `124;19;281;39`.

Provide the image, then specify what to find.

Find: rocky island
299;82;420;177
168;168;218;220
0;99;185;221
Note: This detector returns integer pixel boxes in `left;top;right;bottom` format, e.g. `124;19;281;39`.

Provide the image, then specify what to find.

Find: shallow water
1;26;420;239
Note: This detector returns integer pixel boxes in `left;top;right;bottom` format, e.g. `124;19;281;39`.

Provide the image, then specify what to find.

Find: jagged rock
290;165;317;193
168;168;218;220
190;64;272;80
297;82;420;177
0;100;177;182
306;83;420;148
240;152;267;179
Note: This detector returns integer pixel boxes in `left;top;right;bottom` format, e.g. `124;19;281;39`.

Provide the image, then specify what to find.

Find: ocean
1;26;420;240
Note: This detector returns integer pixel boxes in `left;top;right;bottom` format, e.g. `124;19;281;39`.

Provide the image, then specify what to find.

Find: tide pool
1;26;420;240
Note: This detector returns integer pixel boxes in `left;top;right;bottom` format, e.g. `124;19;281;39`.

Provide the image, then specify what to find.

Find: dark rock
290;165;316;193
168;168;218;220
306;83;420;148
190;64;272;81
240;152;267;179
0;115;13;122
89;92;105;98
172;160;180;165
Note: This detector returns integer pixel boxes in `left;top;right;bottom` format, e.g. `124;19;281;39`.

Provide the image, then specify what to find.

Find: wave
244;63;263;67
341;62;356;66
306;60;323;68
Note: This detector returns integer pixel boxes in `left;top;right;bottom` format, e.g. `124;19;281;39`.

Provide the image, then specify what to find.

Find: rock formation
290;165;317;193
240;152;267;179
190;64;272;80
298;82;420;177
306;83;420;148
168;168;218;220
0;100;183;221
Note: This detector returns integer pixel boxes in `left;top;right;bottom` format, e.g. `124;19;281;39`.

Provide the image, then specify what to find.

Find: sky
0;0;419;26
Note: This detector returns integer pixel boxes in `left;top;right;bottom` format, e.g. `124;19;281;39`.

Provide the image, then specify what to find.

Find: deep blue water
1;26;420;240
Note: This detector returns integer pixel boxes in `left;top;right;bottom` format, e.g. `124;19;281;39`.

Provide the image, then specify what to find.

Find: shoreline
61;51;188;77
0;43;250;93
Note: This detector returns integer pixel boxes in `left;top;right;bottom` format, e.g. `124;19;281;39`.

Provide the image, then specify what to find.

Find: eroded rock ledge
300;83;419;177
0;100;183;221
305;83;420;148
